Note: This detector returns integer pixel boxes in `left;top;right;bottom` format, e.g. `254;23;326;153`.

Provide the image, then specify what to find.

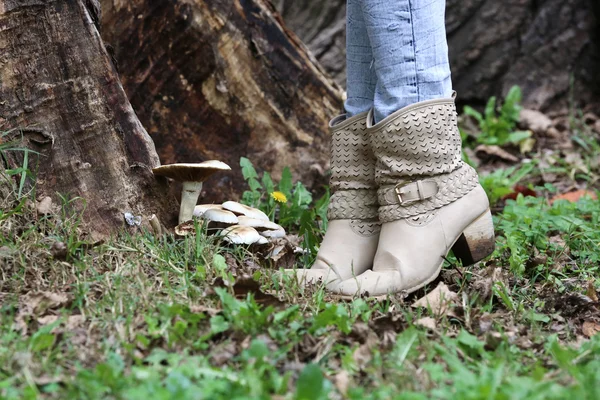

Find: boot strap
377;164;480;222
387;180;439;205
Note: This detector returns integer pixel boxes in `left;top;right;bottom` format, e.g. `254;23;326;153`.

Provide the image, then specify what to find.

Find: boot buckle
394;180;439;206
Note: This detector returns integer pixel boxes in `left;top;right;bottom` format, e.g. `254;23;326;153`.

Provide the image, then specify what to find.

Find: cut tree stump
0;0;176;235
100;0;344;202
277;0;600;111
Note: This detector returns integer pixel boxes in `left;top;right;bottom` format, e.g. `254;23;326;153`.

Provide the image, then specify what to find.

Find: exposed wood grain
100;0;344;202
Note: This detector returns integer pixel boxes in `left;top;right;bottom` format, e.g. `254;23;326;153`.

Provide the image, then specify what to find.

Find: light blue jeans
345;0;452;123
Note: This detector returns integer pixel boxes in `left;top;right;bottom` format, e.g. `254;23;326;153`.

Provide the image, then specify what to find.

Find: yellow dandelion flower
271;191;287;203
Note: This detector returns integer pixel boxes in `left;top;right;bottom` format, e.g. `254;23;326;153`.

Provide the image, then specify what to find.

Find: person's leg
335;0;495;297
360;0;452;122
287;0;380;289
345;0;377;117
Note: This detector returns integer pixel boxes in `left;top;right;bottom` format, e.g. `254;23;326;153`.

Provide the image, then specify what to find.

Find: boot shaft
327;112;379;221
367;96;480;223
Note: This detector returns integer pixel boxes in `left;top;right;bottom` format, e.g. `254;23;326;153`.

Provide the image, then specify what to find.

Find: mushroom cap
193;204;224;217
201;208;239;224
237;216;282;231
152;160;230;182
220;225;262;245
174;221;196;237
222;201;269;221
255;236;269;245
259;227;286;238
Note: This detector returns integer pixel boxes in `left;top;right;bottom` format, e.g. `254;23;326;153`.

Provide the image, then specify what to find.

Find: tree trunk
100;0;343;202
0;0;176;236
275;0;346;86
276;0;600;111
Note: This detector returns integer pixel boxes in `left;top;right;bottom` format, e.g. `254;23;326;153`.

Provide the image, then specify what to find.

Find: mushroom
237;216;283;231
260;227;286;239
193;204;224;217
255;236;269;245
201;208;239;230
219;225;262;245
152;161;230;224
222;201;269;221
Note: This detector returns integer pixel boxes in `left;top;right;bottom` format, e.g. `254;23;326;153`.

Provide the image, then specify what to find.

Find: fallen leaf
414;316;437;330
352;343;372;369
37;315;59;325
582;321;600;338
36;196;53;215
412;282;458;316
586;280;598;302
475;144;519;163
33;375;64;386
50;241;68;260
549;189;597;205
519;137;536;153
213;275;283;306
189;305;221;316
14;291;71;334
334;370;350;396
66;315;85;330
22;291;70;315
519;109;552;134
501;184;537;201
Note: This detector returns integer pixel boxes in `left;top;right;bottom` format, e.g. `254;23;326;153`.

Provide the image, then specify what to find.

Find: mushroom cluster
194;201;286;245
152;161;285;245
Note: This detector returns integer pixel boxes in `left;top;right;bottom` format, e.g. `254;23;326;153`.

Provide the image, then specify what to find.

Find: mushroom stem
149;214;162;236
179;181;203;223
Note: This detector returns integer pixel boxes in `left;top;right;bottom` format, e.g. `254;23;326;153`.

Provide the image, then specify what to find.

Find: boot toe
336;270;402;297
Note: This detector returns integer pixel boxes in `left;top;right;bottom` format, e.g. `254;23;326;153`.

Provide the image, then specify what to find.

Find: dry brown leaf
412;282;458;316
37;315;59;326
352;343;372;369
36;196;53;215
334;370;351;396
474;144;519;163
549;189;597;205
50;241;68;260
519;137;536;154
189;305;221;316
519;109;552;134
22;291;70;315
414;316;437;330
66;315;85;330
582;321;600;338
213;275;283;306
14;291;71;334
586;280;598;302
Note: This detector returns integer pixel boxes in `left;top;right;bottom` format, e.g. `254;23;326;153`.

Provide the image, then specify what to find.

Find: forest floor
1;93;600;399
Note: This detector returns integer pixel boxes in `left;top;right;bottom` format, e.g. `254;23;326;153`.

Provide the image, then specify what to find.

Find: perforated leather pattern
328;113;379;222
330;115;378;191
349;220;381;236
328;189;379;220
370;101;463;186
368;99;478;223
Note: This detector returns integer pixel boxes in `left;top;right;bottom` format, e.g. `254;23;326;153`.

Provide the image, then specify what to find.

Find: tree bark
275;0;346;86
100;0;343;202
0;0;176;236
276;0;600;111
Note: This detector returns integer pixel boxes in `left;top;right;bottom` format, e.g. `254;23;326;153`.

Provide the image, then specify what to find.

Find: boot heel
451;209;495;266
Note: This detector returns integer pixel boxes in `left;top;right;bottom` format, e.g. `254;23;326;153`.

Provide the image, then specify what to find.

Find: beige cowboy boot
335;94;495;297
289;111;380;289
